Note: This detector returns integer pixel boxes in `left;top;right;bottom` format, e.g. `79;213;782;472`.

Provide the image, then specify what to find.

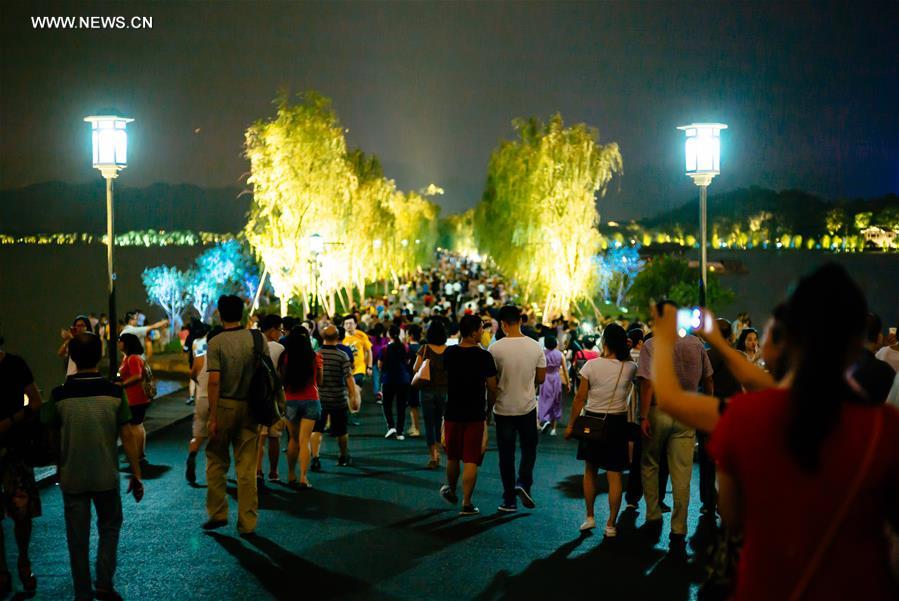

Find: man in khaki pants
203;295;270;535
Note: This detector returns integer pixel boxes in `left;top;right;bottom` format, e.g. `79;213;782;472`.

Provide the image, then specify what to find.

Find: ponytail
784;264;866;472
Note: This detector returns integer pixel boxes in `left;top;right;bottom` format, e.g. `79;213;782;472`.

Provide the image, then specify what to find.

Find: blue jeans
420;388;447;446
285;400;322;424
62;489;123;598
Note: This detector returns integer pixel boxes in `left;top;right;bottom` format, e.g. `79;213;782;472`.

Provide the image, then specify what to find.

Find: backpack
141;360;157;400
248;330;283;427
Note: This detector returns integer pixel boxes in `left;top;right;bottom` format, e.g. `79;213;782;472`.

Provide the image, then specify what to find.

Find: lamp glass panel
98;129;116;164
685;137;697;172
114;129;127;165
92;131;99;165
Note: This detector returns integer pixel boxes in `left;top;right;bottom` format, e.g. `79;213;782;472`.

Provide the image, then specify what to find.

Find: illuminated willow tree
474;115;622;319
244;92;440;315
244;92;357;316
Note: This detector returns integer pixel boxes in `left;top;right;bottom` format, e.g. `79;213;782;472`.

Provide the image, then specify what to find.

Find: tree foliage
473;114;622;318
627;255;734;316
243;92;440;315
141;266;190;334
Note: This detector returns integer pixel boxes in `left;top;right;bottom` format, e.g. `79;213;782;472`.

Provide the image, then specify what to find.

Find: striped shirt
318;345;352;409
41;373;132;494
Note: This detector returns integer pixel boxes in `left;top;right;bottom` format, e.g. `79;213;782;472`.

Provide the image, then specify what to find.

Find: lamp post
677;123;726;307
85;112;133;377
308;233;324;317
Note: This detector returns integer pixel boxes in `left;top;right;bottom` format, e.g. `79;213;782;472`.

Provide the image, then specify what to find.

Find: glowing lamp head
84;113;133;177
401;239;409;247
373;238;382;249
309;233;324;255
677;123;727;186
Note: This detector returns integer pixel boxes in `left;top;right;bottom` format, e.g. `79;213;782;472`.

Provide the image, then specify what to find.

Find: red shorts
443;420;486;466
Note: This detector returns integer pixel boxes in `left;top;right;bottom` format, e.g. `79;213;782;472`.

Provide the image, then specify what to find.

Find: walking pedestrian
413;322;449;468
203;295;269;535
255;315;286;484
280;329;322;488
185;324;211;484
342;317;372;425
41;333;144;601
489;305;546;512
638;301;713;552
379;325;411;440
0;338;43;597
311;326;357;469
565;324;636;537
117;333;151;464
440;315;498;515
404;324;424;438
537;336;569;436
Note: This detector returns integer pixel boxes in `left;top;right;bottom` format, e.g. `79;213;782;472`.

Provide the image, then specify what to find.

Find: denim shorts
285;400;322;424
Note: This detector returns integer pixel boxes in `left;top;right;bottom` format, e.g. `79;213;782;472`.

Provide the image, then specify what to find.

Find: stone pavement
18;387;713;600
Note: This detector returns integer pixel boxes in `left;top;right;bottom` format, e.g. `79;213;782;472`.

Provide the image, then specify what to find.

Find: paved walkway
19;389;713;600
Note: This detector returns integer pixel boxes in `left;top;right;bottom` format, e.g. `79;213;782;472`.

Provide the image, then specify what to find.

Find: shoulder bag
411;346;431;389
571;361;626;443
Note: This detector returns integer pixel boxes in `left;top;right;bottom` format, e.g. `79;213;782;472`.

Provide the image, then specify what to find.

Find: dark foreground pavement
16;392;714;600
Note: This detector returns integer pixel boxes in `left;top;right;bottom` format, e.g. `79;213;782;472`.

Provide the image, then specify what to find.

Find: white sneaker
549;428;557;436
396;434;405;441
579;517;596;531
385;428;397;439
604;525;618;537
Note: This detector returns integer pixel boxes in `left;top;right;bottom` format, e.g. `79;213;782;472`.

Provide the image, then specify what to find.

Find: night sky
2;1;897;220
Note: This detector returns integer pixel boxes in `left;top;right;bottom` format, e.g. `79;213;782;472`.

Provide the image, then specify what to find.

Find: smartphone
676;307;711;338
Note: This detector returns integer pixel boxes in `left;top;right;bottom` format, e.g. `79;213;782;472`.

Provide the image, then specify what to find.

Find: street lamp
85;112;133;377
677;122;727;307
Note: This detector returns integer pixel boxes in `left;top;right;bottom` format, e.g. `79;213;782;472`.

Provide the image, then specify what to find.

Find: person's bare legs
606;471;623;528
410;407;421;432
298;419;315;485
138;424;147;458
337;434;348;458
446;459;460;493
583;463;598;519
461;463;479;506
286;421;300;483
311;432;323;459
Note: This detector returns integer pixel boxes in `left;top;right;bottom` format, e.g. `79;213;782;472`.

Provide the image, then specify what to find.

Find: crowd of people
1;253;898;600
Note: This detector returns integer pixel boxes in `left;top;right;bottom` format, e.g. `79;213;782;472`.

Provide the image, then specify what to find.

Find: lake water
2;244;897;393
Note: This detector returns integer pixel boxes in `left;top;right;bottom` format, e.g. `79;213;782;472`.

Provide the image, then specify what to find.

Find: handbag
411;347;431;389
571;362;626;443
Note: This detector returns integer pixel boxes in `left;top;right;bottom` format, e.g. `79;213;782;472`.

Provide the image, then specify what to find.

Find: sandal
18;558;37;592
267;472;280;482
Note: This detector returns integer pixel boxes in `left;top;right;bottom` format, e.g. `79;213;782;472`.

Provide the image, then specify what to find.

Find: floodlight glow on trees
678;122;727;306
85;112;133;377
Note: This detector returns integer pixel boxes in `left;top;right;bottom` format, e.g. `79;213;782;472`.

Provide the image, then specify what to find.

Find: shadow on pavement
473;510;713;601
205;531;387;600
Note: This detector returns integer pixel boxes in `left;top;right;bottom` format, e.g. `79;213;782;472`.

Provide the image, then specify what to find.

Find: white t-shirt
886;372;899;408
489;336;547;416
579;357;637;415
874;346;899;373
268;340;285;367
192;337;210;398
121;324;152;345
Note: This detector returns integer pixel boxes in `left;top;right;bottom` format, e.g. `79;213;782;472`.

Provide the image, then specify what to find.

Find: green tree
473;114;622;319
627;255;734;316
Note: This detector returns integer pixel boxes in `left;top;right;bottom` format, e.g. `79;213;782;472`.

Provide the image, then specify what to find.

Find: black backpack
248;330;283;427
